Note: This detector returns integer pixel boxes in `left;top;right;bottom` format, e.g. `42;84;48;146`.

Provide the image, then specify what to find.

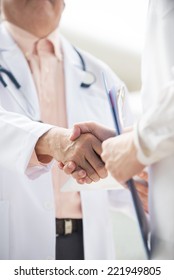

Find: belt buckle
64;219;73;235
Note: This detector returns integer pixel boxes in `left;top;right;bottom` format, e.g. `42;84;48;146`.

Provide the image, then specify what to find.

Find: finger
63;161;76;175
86;151;108;179
71;169;87;179
71;170;92;183
91;138;102;156
138;171;148;182
77;177;93;184
134;180;148;195
57;161;64;170
76;178;86;184
80;159;100;182
134;180;148;213
84;177;93;184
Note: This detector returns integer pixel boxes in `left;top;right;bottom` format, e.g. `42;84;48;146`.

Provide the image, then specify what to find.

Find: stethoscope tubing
0;47;96;120
0;60;36;120
2;82;35;120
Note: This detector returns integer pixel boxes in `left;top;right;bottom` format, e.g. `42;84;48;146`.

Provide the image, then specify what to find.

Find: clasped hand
36;127;107;183
56;123;148;212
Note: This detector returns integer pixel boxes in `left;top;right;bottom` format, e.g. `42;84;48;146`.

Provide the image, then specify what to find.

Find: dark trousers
56;219;84;260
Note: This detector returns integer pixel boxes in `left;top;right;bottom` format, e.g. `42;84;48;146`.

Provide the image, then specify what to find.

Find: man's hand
58;122;115;183
101;131;145;182
70;122;115;142
35;127;107;182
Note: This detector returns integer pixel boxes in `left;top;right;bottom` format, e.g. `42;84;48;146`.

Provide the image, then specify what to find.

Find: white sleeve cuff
133;121;155;166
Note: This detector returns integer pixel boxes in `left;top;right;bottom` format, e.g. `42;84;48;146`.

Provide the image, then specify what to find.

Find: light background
60;0;149;92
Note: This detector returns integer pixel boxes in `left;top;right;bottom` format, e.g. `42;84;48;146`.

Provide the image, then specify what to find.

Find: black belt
56;218;83;236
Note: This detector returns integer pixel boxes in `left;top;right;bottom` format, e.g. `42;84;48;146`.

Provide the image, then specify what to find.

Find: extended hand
57;122;116;183
36;127;107;182
101;131;145;183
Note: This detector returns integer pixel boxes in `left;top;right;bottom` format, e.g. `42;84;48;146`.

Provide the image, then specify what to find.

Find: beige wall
61;27;142;92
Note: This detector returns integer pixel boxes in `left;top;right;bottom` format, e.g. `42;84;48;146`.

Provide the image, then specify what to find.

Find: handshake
36;121;148;212
36;122;116;184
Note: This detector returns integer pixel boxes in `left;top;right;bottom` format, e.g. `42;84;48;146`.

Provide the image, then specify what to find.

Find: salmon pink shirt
4;22;82;219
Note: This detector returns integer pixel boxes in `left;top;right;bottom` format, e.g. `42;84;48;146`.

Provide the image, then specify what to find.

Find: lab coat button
44;201;53;211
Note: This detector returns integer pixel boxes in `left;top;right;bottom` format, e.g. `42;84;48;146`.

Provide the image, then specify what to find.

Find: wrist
35;127;57;158
35;127;71;162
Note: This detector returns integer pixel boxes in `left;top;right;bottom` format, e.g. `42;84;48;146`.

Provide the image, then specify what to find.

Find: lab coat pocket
0;200;9;259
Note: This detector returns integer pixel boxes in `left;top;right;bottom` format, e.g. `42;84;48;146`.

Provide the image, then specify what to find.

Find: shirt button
25;51;30;59
44;201;54;211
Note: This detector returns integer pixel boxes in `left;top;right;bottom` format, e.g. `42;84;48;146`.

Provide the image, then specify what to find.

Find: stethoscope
0;63;37;120
74;47;96;88
0;47;97;120
0;47;126;121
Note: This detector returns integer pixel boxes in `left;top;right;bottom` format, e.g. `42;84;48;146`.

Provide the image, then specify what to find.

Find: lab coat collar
0;22;17;51
0;23;40;120
0;23;90;124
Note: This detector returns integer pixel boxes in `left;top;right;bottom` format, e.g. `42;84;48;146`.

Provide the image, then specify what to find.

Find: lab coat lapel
60;36;86;128
61;36;115;259
0;24;40;120
61;35;114;129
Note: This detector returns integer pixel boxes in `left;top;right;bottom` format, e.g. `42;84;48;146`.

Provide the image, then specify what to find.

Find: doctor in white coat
0;0;134;259
89;0;174;259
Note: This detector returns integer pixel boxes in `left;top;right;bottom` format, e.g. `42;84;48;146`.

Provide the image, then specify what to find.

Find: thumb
70;125;81;141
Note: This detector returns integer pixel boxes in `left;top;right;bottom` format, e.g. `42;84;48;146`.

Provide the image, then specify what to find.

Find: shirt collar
3;21;62;61
47;28;62;61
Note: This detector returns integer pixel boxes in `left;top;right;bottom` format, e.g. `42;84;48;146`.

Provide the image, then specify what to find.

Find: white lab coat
134;0;174;259
0;24;133;260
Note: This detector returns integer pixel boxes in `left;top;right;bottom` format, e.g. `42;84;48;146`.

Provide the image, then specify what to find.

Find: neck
15;23;55;38
3;17;58;38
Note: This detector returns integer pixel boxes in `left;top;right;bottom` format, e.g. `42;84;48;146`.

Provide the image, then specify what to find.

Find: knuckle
96;163;108;178
83;133;94;144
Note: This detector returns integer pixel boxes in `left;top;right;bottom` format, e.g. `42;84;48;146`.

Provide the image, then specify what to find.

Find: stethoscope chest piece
81;70;96;88
73;46;96;88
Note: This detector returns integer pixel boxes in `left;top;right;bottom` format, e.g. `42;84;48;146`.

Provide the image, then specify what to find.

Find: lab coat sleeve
0;106;54;176
134;81;174;165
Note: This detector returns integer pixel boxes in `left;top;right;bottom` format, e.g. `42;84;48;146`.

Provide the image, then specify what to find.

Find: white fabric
134;0;174;259
0;24;134;260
